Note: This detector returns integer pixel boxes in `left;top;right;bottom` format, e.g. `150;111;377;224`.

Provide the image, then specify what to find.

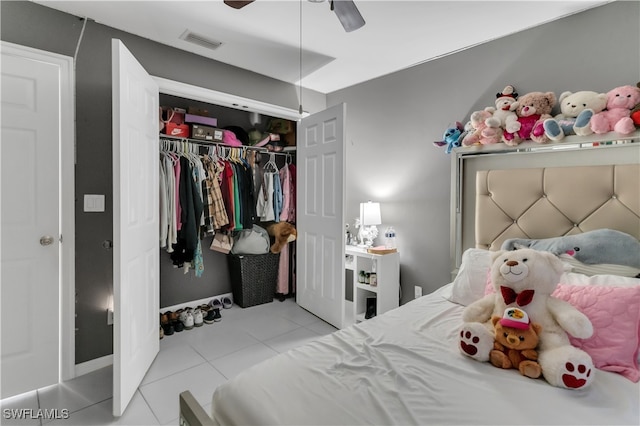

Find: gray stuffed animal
501;228;640;268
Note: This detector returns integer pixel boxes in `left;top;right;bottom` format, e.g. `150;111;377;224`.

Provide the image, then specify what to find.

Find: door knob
40;235;55;246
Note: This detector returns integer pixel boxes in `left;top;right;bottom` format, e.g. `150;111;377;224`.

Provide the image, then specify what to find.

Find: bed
180;134;640;426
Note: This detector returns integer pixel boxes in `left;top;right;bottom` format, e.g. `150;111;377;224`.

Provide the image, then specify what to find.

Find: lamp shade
360;201;381;226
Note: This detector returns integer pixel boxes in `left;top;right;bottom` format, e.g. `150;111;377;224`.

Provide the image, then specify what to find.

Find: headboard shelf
450;130;640;274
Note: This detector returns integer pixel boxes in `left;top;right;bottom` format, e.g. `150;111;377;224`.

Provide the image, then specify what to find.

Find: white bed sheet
211;285;640;425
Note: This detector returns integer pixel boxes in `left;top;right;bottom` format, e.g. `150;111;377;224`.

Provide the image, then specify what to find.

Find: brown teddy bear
490;307;542;379
266;222;297;254
502;91;556;146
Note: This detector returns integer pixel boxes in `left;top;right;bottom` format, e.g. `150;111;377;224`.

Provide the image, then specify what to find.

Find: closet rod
159;135;295;156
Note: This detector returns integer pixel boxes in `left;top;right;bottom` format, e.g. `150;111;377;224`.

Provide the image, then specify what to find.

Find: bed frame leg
179;390;215;426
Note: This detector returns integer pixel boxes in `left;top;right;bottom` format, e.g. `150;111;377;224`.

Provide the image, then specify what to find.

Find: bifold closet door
112;39;160;417
296;103;346;329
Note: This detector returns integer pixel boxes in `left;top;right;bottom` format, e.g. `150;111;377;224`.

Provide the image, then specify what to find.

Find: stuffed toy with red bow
458;248;594;389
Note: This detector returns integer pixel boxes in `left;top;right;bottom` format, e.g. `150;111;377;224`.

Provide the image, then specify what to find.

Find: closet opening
158;92;298;320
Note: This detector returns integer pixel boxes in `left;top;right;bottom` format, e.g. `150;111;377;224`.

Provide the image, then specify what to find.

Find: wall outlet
107;309;114;325
414;285;423;299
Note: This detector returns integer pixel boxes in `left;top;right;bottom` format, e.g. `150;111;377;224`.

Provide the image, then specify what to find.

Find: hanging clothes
201;155;229;233
171;156;204;267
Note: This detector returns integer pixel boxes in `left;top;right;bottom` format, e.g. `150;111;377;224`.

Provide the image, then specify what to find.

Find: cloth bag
210;232;233;254
230;225;270;255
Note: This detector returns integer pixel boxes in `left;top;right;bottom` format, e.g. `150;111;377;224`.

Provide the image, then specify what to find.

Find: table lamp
359;201;381;247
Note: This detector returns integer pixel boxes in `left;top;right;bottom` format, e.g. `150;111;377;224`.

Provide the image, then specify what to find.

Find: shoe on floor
179;308;194;330
209;298;223;310
192;307;204;327
201;305;217;324
161;312;174;336
222;297;233;309
212;308;222;322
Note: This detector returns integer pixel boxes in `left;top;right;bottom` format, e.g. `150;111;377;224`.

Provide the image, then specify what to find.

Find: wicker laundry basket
227;252;280;308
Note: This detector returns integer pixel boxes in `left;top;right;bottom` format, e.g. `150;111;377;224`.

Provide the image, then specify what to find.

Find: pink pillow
484;281;640;382
553;284;640;382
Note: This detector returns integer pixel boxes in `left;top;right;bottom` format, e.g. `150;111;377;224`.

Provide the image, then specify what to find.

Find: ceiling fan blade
224;0;255;9
331;0;366;32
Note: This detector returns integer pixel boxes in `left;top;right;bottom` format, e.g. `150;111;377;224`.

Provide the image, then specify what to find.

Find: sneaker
160;326;164;340
173;320;184;332
221;297;233;309
209;298;223;310
201;305;217;324
192;308;204;327
179;308;194;330
212;308;222;322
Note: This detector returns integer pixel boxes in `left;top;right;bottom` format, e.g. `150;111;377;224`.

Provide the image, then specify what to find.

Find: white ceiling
33;0;609;94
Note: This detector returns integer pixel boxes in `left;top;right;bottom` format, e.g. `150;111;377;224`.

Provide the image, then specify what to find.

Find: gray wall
1;0;324;364
2;0;639;365
328;1;640;304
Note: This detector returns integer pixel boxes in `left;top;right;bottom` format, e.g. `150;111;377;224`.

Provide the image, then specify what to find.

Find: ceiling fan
223;0;366;32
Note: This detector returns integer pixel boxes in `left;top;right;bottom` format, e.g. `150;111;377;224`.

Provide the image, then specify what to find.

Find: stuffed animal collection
459;248;595;389
434;82;640;153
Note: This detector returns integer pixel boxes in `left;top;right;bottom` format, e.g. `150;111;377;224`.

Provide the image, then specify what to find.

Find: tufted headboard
475;164;640;250
450;134;640;273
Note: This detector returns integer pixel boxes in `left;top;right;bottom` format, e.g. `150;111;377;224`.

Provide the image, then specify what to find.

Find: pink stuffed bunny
590;84;640;135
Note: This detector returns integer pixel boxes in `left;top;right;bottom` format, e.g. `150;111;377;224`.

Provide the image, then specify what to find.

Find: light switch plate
84;194;105;212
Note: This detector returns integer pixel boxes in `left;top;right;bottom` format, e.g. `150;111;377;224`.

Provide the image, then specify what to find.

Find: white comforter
211;285;639;425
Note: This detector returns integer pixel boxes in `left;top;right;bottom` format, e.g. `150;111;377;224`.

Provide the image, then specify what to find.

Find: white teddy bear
458;248;595;389
485;85;519;133
543;90;607;141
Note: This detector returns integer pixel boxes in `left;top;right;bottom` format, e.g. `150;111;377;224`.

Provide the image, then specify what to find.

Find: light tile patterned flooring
0;298;337;425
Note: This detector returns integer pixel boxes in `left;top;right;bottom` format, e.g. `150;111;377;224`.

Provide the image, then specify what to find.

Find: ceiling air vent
179;30;222;51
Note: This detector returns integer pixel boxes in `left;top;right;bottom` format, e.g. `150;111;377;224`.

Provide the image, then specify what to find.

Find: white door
0;44;62;398
112;39;159;416
296;103;346;329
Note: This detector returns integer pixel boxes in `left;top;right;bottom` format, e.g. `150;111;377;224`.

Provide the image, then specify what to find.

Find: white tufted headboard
475;164;640;250
450;133;640;273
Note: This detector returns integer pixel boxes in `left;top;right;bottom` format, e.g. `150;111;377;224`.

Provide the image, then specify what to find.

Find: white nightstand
345;245;400;324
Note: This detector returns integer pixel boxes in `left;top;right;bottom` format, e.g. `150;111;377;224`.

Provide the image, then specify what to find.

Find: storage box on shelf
345;245;399;324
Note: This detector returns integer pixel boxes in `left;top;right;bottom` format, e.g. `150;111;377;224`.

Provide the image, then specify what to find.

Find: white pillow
446;248;491;306
559;254;640;278
560;271;640;287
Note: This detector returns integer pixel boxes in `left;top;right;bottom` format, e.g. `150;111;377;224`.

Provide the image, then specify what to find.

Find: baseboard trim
74;293;234;378
75;354;113;377
160;292;233;313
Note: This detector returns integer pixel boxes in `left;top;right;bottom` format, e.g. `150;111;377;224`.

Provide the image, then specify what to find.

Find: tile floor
0;298;337;426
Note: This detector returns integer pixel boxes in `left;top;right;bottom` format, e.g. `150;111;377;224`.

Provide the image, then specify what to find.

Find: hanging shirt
273;171;283;222
202;155;229;232
288;163;296;221
257;172;275;221
279;165;291;222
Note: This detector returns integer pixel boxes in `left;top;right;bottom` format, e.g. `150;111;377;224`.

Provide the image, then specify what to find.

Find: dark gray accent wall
327;1;640;305
1;0;323;364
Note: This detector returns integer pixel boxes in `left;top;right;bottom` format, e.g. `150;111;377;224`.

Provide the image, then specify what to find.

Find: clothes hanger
264;153;278;173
